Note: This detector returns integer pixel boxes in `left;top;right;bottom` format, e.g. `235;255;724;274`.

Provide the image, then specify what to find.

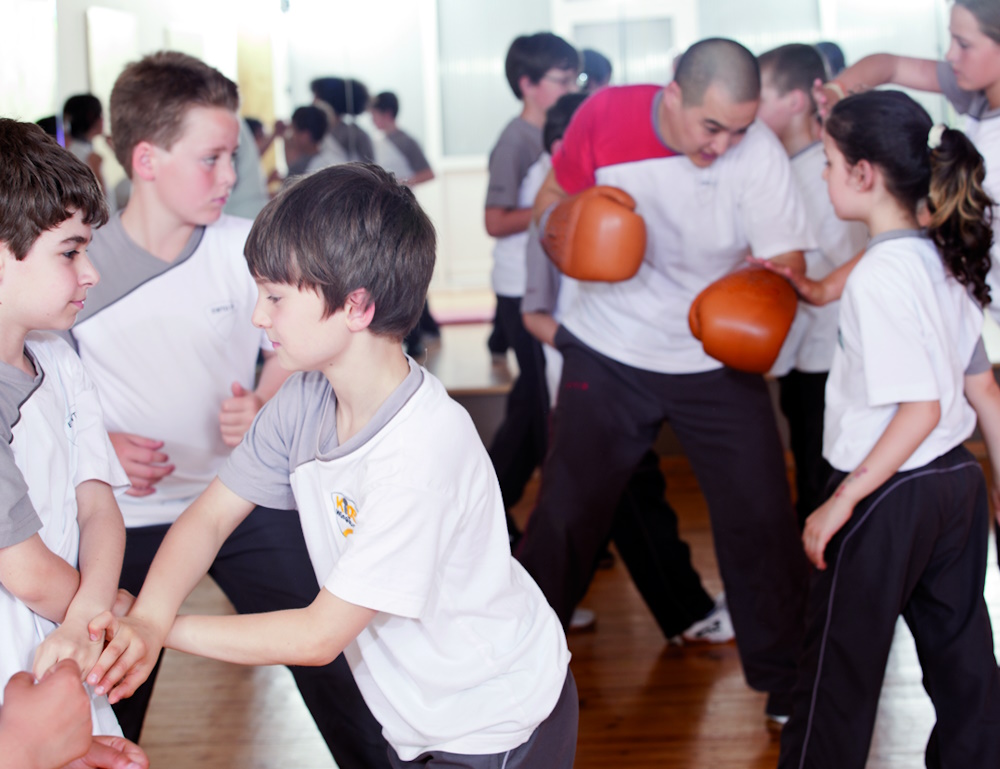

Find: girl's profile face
821;131;861;222
946;4;1000;94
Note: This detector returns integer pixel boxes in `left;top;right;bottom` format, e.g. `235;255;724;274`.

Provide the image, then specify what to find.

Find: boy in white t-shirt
0;119;136;747
68;51;386;767
88;164;578;768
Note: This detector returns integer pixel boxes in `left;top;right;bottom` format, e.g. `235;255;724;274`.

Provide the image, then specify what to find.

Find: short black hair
311;77;370;117
674;38;760;106
245;163;436;340
63;94;103;140
505;33;579;99
758;44;828;97
245;116;264;139
371;91;399;119
543;92;588;154
291;106;328;144
0;118;108;260
581;49;612;92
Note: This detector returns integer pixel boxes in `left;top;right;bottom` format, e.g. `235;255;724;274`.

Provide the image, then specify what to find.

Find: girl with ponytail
778;89;1000;769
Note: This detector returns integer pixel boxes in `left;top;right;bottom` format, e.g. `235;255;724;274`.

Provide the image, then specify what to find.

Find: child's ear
343;288;375;331
853;159;876;192
131;141;157;182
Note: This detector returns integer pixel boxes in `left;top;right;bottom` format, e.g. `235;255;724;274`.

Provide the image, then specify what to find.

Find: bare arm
965;369;1000;521
764;250;806;282
0;535;79;623
532;169;570;226
87;478;255;701
33;481;125;679
816;55;942;118
750;248;864;306
166;588;376;668
803;399;941;569
484;207;534;238
523;312;559;348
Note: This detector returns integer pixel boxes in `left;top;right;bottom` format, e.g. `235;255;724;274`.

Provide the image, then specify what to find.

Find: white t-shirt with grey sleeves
219;359;570;760
0;333;129;736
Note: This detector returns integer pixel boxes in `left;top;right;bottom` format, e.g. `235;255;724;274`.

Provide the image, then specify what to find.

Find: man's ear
343;288;375;331
131;141;158;182
663;80;683;108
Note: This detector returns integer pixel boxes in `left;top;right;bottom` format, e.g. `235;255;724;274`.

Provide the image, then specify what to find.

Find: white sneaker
569;607;596;631
676;594;734;645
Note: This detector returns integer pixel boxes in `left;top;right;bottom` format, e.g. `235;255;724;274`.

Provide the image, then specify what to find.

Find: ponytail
926;127;994;306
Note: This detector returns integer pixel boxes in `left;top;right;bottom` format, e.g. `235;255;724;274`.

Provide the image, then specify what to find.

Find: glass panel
573;18;674;86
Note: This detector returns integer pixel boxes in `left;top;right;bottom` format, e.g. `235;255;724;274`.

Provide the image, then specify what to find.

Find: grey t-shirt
485;118;544;210
0;353;42;548
385;128;431;175
331;122;375;164
937;61;1000;120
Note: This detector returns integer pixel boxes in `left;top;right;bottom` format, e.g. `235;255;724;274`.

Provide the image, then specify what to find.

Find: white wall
8;0;955;296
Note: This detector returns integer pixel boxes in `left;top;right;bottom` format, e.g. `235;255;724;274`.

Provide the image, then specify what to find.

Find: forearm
0;536;79;623
532;169;569;225
166;589;375;667
129;479;250;633
254;353;292;402
522;312;558;347
966;369;1000;476
835;54;941;94
764;250;806;281
830;400;941;507
485;207;533;238
65;481;125;623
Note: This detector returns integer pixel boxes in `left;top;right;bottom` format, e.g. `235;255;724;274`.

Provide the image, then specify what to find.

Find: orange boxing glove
541;186;646;282
688;268;798;374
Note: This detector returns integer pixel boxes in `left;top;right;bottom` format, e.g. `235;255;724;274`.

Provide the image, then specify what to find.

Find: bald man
516;38;813;722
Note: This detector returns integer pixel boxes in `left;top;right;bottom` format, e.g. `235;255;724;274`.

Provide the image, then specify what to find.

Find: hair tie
927;124;946;150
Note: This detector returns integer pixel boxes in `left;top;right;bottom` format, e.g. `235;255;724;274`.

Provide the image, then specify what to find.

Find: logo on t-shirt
332;493;359;537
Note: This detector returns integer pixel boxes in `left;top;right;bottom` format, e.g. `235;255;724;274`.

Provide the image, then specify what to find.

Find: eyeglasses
542;73;578;90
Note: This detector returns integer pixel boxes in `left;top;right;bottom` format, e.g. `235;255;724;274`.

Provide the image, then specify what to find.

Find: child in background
88;163;577;769
485;32;578;541
0;118;128;738
778;90;1000;768
756;43;869;523
370;91;435;187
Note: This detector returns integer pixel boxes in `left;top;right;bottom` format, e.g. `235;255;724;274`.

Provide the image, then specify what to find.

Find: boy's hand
108;433;174;497
802;495;855;570
64;735;148;769
32;622;102;683
85;613;162;704
219;382;263;448
0;661;92;769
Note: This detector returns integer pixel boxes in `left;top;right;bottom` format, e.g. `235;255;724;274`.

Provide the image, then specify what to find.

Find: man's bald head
674;38;760;107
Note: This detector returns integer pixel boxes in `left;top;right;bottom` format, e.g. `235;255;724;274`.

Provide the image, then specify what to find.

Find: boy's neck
0;325;35;375
120;189;198;264
779;114;820;158
325;335;411;445
520;102;546;129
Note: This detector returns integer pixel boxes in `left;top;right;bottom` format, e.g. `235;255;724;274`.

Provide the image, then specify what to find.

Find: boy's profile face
144;106;239;226
251;279;349;373
370;109;392;132
0;210;100;332
756;69;794;136
523;67;578;112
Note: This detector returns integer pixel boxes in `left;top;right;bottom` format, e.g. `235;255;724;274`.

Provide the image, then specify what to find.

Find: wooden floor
135;455;1000;768
134;323;1000;767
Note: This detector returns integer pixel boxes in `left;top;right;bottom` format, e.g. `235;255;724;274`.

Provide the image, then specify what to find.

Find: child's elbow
300;639;341;667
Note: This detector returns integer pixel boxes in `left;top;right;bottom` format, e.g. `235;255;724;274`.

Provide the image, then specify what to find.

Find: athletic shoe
569;607;596;631
765;691;792;726
672;594;735;645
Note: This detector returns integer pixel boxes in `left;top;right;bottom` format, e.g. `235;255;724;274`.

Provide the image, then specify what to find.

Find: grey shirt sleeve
217;374;320;511
521;222;561;315
937;60;976;115
389;130;431;174
0;439;40;549
966;336;991;376
485;120;543;209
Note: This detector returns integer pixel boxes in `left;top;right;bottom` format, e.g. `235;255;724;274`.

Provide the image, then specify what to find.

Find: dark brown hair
110;51;239;178
826;90;993;305
674;38;760;106
956;0;1000;45
245;163;436;340
0;118;108;260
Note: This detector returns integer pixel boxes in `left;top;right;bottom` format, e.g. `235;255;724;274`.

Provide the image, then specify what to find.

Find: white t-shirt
552;85;815;374
823;232;982;472
0;333;129;735
71;214;270;527
219;361;570;760
771;142;869;376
